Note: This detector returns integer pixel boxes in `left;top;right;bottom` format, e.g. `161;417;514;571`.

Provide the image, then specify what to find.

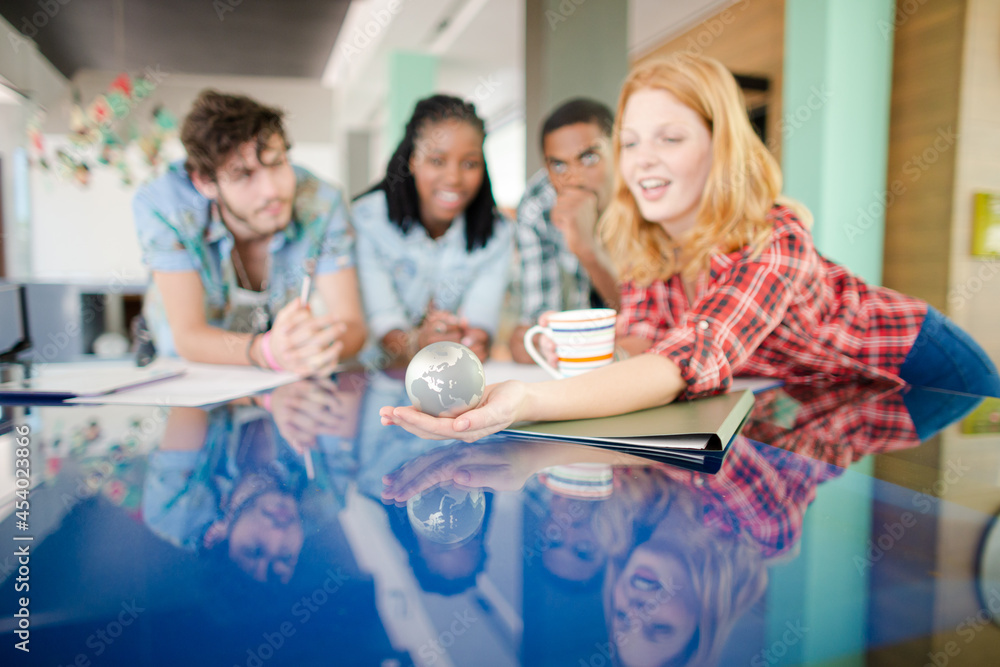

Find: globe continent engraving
405;341;485;417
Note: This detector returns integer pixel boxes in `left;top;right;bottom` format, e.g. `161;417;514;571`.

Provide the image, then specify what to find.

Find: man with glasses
509;98;619;363
133;90;366;375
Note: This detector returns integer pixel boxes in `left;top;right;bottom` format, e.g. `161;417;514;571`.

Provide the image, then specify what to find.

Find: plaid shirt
645;382;920;558
513;169;593;323
742;382;919;459
619;205;928;399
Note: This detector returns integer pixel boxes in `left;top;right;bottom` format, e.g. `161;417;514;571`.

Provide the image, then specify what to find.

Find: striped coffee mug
523;308;617;379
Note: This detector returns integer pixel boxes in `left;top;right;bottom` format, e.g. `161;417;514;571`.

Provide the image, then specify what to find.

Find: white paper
65;360;302;407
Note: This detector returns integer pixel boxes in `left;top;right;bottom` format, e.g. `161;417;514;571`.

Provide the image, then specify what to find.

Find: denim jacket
351;189;512;344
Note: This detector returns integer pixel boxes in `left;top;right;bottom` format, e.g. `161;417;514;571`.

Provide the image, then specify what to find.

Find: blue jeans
898;306;1000;439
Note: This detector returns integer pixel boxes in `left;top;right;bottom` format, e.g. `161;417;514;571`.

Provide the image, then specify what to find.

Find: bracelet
246;333;261;368
260;331;283;371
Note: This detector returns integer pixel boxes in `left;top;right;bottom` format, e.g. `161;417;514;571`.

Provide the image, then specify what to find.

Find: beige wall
58;70;336;145
948;0;1000;364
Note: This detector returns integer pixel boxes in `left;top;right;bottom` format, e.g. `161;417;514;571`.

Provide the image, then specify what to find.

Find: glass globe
405;341;485;417
407;481;487;545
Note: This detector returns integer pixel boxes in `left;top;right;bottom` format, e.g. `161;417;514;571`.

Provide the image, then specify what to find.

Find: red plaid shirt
742;382;920;459
646;383;920;558
618;205;927;400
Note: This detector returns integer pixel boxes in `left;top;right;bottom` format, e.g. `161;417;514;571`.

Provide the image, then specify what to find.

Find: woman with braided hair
353;94;513;364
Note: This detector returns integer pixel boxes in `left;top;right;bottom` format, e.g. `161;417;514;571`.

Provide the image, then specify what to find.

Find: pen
304;449;315;480
299;275;312;306
300;258;316;306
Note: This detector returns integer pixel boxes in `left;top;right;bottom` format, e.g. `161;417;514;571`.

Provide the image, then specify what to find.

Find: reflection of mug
523;308;617;379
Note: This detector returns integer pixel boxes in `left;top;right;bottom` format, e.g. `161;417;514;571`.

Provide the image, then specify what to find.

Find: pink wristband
260;331;283;371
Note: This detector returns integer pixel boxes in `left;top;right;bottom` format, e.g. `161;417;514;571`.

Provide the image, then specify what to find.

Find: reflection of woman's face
541;497;605;582
228;492;303;584
611;545;698;667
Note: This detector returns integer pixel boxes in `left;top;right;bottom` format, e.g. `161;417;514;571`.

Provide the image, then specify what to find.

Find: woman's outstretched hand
381;439;538;503
379;380;529;443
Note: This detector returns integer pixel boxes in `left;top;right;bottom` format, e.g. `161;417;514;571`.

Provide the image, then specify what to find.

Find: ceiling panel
0;0;351;79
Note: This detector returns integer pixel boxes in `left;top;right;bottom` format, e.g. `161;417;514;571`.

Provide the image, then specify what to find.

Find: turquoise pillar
771;8;892;661
386;50;439;152
782;0;896;285
765;458;874;667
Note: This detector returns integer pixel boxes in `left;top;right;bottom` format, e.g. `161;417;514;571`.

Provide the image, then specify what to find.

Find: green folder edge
502;390;755;457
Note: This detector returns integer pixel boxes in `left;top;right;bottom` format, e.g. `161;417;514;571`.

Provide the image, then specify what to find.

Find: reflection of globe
407;482;487;545
405;341;486;417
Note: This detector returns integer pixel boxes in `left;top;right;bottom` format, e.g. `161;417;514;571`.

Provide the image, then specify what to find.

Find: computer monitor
0;283;30;360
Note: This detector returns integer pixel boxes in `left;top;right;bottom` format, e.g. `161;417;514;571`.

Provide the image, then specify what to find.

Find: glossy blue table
1;366;999;666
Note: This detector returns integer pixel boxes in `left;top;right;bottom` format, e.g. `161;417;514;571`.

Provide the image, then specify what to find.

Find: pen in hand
299;259;317;479
300;258;316;307
303;449;315;480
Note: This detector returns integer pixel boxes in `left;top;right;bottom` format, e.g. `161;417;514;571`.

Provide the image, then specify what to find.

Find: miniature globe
405;341;486;417
407;482;487;545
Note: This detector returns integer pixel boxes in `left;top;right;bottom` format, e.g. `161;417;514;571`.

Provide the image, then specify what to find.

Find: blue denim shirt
133;161;355;356
351;189;513;345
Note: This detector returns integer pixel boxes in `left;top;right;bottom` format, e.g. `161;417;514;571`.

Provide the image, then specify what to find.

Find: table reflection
1;373;997;666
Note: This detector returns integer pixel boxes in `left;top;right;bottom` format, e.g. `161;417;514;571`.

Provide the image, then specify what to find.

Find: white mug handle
523;325;564;379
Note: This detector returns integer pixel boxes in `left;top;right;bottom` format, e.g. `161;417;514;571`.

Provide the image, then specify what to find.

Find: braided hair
360;94;499;252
